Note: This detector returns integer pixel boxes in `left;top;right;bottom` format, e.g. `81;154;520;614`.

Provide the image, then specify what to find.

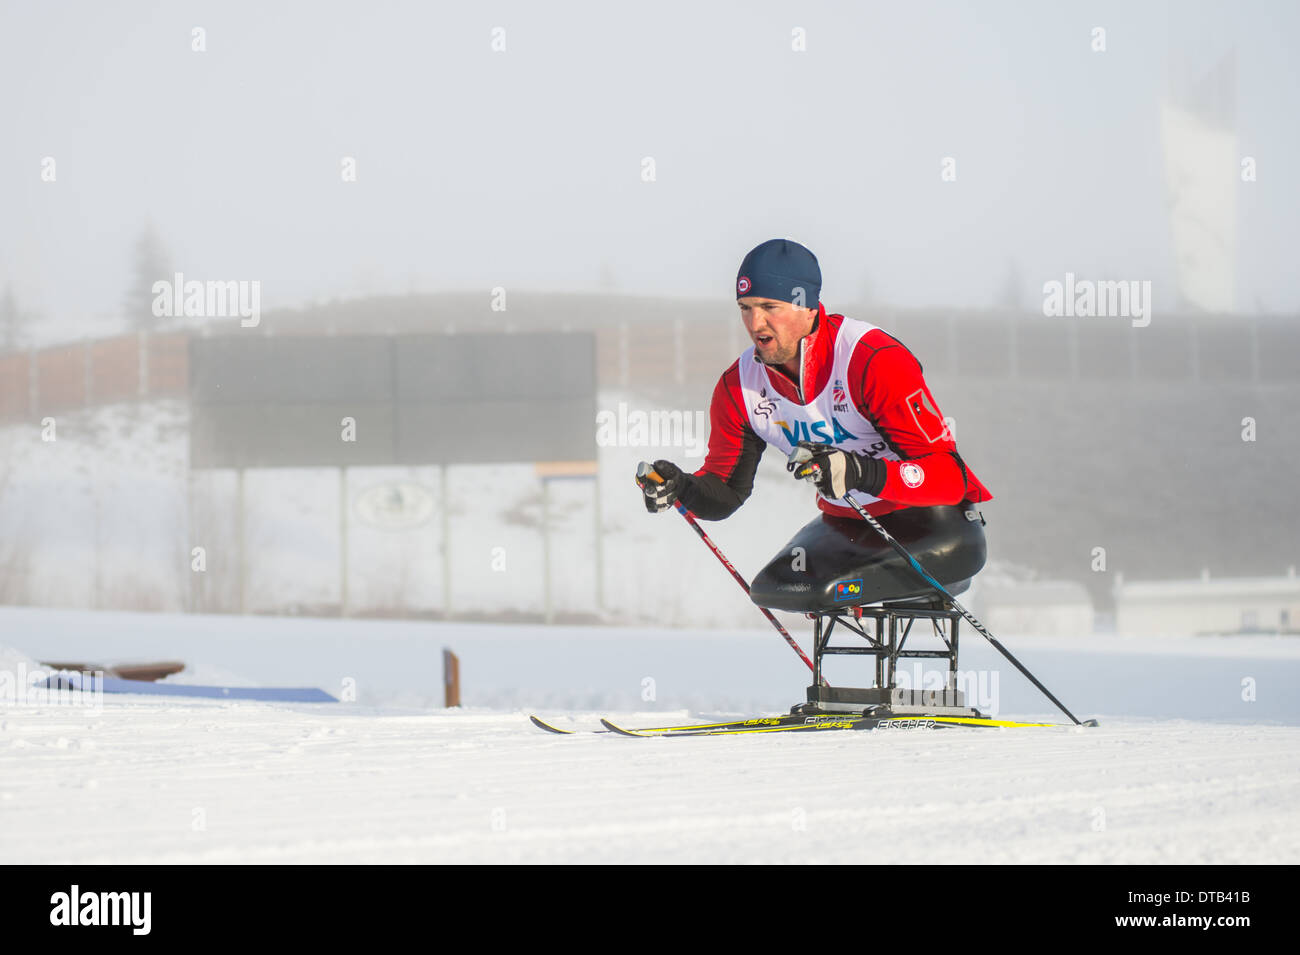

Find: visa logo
776;418;857;445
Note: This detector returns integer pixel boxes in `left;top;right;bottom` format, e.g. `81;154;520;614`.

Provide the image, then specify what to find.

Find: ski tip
529;714;573;735
598;718;650;737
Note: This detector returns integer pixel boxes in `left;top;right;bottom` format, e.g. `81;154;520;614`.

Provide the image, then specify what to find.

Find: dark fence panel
189;332;597;468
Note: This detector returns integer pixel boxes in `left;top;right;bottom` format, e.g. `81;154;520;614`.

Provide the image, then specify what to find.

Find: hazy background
1;0;1297;637
3;0;1298;333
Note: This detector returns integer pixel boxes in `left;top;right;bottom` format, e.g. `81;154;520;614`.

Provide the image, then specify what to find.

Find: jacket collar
752;302;831;404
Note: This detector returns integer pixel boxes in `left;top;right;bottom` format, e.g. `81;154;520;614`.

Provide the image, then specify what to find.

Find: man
637;238;993;612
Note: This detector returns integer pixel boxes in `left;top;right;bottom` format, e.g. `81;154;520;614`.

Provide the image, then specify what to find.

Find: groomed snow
2;606;1298;864
1;701;1296;864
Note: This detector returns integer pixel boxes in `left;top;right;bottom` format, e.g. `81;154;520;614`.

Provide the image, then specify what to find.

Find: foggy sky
2;0;1298;343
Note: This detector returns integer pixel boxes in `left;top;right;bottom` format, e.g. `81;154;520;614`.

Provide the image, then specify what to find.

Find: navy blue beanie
735;239;821;307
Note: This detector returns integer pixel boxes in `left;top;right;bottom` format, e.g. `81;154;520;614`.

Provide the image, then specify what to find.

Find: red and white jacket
684;303;992;521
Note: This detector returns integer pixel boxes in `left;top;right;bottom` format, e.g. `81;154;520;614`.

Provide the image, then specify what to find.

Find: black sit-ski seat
749;502;987;613
750;502;990;716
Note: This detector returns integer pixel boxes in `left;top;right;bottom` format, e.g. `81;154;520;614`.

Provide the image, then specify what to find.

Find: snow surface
2;606;1298;864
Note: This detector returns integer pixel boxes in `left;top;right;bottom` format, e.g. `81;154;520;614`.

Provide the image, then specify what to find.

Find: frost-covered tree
998;259;1025;311
0;283;23;351
123;223;172;331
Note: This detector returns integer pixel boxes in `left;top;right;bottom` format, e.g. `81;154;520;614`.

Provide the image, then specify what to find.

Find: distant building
977;580;1095;637
1115;567;1300;636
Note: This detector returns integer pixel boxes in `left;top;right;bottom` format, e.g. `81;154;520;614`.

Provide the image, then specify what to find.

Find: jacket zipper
797;337;806;403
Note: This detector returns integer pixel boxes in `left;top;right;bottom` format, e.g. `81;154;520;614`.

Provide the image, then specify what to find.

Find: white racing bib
739;317;899;509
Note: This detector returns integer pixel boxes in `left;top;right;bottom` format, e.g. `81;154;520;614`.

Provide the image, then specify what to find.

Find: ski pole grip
636;461;665;485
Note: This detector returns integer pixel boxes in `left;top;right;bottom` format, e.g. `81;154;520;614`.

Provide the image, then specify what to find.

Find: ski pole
789;448;1092;725
637;464;824;682
843;493;1092;726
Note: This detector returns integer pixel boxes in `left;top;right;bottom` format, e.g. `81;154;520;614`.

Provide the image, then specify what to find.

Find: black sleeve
678;427;765;521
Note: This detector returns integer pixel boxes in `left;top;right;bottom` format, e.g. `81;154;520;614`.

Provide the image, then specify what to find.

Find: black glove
786;442;885;500
636;460;688;514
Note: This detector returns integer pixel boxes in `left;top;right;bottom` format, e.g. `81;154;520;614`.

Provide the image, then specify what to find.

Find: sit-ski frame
807;598;970;713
